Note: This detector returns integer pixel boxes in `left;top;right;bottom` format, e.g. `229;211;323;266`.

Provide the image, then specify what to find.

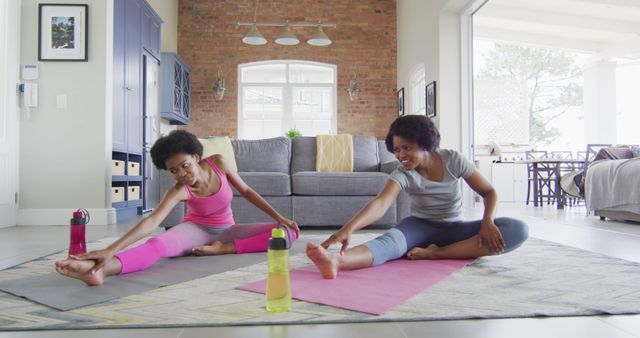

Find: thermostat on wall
21;64;39;80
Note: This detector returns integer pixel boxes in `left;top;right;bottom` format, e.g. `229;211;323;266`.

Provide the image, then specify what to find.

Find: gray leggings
363;217;529;266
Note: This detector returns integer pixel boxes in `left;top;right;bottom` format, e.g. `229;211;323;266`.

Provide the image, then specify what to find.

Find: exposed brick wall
178;0;397;139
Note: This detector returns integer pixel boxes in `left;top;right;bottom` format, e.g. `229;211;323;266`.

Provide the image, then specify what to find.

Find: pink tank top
181;157;235;227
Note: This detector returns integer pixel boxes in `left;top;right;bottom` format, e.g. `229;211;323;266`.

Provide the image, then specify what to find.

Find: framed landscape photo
397;88;405;117
426;81;436;118
39;4;88;61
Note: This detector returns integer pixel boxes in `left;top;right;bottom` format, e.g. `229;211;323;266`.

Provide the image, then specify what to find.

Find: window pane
312;120;331;135
263;120;282;138
243;119;282;139
295;120;313;136
243;87;283;119
289;64;334;83
292;87;332;119
242;64;286;83
244;120;264;140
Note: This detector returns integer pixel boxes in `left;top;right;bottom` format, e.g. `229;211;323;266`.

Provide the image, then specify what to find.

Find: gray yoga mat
0;236;307;311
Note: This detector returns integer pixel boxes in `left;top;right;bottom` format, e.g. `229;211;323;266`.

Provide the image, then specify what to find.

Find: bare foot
406;244;440;260
192;241;236;256
55;259;104;286
306;242;340;279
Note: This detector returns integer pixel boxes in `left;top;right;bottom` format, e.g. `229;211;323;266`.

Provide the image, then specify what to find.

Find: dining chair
524;150;554;206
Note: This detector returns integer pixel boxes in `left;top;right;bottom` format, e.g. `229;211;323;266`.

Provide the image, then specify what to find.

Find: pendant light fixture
274;23;300;45
239;22;335;46
242;0;267;46
242;24;267;45
307;25;332;46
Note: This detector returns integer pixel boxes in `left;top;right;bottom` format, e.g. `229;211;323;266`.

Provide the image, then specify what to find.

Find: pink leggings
114;222;298;274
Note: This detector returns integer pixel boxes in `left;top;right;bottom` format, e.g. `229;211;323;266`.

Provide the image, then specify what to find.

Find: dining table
515;158;585;209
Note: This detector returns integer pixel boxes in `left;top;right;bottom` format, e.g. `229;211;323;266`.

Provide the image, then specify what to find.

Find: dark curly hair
150;130;203;170
385;115;440;153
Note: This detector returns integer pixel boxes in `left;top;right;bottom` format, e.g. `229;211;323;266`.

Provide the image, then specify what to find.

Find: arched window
409;63;426;115
238;61;337;139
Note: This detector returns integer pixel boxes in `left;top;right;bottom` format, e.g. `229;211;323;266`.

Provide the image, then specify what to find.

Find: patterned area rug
0;234;639;331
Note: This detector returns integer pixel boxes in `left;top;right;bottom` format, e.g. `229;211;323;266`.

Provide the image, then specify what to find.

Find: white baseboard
17;208;117;226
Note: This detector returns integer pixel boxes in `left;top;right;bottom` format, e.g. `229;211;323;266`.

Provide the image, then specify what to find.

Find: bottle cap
269;228;288;250
271;228;286;239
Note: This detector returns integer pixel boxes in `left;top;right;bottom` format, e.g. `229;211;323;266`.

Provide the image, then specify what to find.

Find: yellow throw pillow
316;134;354;172
198;136;238;172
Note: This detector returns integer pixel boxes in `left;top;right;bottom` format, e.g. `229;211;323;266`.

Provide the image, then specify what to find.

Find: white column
583;60;617;144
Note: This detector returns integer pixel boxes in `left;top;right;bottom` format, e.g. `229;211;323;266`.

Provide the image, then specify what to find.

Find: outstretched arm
73;184;185;272
219;155;298;230
321;180;401;254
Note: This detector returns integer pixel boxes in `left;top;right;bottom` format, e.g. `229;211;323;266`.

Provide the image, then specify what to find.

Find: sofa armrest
380;160;400;174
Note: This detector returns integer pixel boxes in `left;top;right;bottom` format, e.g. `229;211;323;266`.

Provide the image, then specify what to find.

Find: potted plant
285;128;302;139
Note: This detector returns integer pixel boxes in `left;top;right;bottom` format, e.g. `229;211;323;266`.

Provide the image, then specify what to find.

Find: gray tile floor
1;203;639;337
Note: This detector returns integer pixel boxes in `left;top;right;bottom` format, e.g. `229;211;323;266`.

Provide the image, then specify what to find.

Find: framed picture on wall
397;88;405;117
38;4;88;61
426;81;436;118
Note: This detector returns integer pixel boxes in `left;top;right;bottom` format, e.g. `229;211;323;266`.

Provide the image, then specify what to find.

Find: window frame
238;60;337;139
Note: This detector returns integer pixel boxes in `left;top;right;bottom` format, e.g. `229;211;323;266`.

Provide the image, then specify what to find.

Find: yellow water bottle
266;227;291;312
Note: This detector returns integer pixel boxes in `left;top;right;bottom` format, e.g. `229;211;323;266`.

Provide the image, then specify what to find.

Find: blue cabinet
142;3;162;60
112;0;162;220
160;52;191;125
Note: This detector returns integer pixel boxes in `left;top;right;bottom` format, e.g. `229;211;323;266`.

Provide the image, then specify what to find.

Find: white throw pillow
198;137;238;172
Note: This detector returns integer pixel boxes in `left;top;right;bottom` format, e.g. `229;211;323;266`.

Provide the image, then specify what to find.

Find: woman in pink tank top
55;130;298;286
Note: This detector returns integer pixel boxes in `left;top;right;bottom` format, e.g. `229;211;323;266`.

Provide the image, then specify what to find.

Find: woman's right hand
320;229;352;255
70;248;116;274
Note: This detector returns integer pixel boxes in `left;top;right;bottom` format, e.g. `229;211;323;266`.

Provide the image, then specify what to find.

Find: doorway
0;0;20;227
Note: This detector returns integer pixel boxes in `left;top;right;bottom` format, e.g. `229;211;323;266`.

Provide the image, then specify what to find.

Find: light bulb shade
214;86;226;100
307;26;332;46
242;25;267;45
275;25;300;45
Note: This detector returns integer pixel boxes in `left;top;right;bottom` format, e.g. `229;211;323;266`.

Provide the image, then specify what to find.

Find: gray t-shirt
389;149;475;222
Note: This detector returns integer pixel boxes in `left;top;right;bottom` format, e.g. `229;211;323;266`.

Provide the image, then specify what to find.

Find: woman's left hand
477;221;505;254
277;217;300;233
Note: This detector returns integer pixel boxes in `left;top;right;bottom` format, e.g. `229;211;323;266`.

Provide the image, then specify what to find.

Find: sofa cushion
291;136;317;174
378;140;399;173
231;137;291;173
594;147;634;161
292;171;389;196
232;172;291;196
353;136;380;172
293;196;397;226
291;136;379;174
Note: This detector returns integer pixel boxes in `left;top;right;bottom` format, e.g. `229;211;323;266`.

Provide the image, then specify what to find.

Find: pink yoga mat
237;258;474;315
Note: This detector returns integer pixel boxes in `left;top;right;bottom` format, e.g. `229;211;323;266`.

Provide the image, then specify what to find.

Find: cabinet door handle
124;86;133;91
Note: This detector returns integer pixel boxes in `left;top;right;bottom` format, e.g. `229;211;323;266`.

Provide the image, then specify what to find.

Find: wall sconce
346;74;360;101
213;67;226;100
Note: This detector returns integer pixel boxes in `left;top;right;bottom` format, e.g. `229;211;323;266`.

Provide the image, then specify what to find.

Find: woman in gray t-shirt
307;115;528;279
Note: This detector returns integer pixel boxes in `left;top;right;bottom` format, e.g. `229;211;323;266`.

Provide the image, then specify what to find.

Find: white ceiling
473;0;640;59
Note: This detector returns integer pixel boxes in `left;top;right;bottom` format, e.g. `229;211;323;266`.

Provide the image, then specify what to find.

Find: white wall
147;0;178;53
19;0;115;225
147;0;178;136
583;60;617;144
0;0;21;228
397;0;475;151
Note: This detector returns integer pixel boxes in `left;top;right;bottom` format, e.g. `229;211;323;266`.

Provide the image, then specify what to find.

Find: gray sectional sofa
162;136;409;228
584;145;640;222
